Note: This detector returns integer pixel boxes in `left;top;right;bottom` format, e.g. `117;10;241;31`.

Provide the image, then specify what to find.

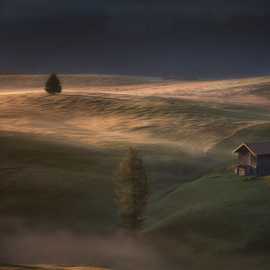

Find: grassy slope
147;123;270;253
0;266;108;270
0;132;210;233
2;75;270;267
2;114;270;258
0;133;120;232
2;93;270;236
148;172;270;250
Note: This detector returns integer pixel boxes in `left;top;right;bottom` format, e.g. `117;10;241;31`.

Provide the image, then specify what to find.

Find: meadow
1;75;270;269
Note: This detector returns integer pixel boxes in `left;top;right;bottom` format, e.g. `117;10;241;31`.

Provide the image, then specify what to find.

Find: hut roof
233;142;270;156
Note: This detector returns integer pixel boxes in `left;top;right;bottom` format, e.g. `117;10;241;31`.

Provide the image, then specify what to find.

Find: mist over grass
1;75;270;269
0;227;168;270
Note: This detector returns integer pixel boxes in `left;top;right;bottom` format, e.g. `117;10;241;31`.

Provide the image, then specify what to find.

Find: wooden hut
233;142;270;176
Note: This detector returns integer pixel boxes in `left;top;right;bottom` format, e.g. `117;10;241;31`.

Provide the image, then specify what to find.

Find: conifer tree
45;73;62;94
114;147;149;231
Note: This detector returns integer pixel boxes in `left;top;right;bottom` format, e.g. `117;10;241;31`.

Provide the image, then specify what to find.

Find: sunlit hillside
1;74;270;153
1;74;270;269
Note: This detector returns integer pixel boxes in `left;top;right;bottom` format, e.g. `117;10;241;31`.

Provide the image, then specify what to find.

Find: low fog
0;218;168;270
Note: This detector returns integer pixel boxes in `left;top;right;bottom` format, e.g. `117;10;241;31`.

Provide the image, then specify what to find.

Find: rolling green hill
0;133;119;232
0;131;209;233
145;123;270;260
148;172;270;251
1;75;270;269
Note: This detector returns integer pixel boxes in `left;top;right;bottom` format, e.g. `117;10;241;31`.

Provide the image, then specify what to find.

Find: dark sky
0;0;270;78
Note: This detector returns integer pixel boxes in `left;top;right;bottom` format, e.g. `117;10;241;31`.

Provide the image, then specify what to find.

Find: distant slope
1;74;270;106
211;122;270;164
0;92;269;153
0;74;160;93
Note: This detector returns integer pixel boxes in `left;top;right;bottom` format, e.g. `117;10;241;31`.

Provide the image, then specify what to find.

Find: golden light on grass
0;75;269;155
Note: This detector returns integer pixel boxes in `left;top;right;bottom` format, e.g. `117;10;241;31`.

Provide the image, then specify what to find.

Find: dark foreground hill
2;126;270;269
0;266;109;270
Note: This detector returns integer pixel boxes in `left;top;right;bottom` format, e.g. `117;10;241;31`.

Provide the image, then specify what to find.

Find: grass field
0;266;109;270
1;74;270;269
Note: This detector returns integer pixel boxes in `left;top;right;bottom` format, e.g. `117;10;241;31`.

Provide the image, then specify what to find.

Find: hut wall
257;155;270;176
238;148;252;166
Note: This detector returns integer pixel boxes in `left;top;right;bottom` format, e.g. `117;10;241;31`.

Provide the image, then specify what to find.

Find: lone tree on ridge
45;73;62;94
